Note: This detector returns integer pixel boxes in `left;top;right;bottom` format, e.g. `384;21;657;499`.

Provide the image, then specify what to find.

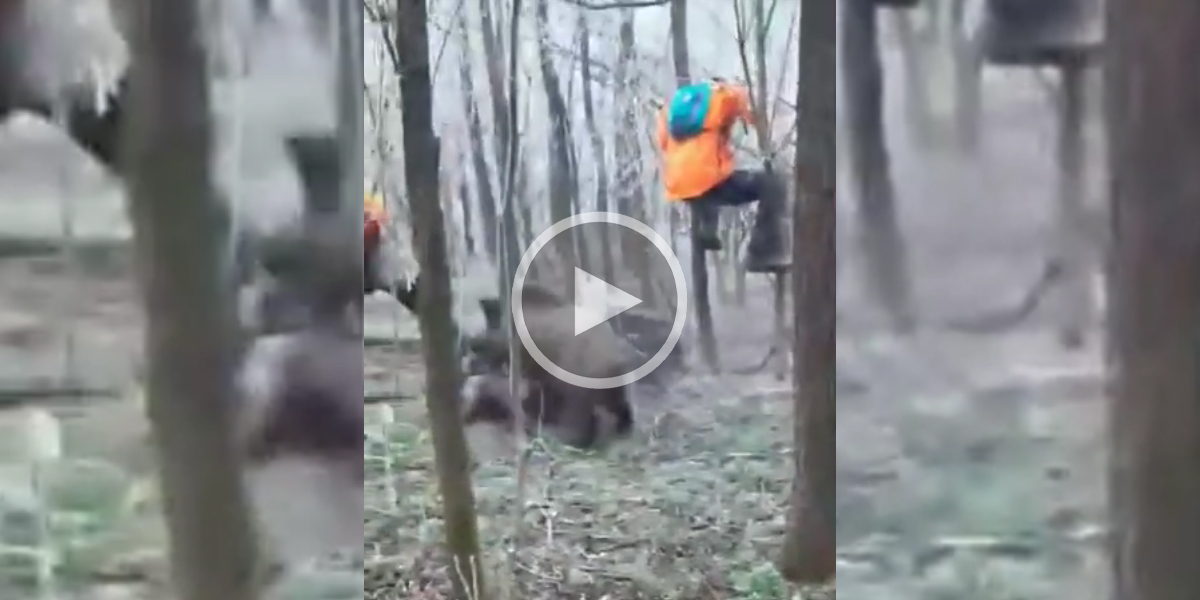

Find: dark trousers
688;169;769;243
691;168;764;209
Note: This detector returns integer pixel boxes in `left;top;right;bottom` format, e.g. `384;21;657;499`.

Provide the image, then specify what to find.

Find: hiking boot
745;167;791;274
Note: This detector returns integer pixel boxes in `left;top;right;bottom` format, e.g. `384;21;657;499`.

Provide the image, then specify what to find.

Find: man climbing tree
656;77;788;274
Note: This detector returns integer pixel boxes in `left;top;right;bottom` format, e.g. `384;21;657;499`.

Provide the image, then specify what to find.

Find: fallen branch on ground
365;392;417;405
732;345;783;376
0;381;126;410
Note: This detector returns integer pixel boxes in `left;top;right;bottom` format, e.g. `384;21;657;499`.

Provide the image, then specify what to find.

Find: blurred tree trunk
0;0;25;116
736;0;772;307
890;7;935;149
397;2;488;600
778;0;835;584
949;0;982;153
335;0;362;229
1051;62;1093;349
1107;0;1200;598
498;0;525;310
841;0;916;332
614;9;656;302
122;0;260;598
577;13;616;284
459;174;478;257
456;20;500;260
479;0;512;165
478;0;524;288
669;0;719;369
535;0;579;293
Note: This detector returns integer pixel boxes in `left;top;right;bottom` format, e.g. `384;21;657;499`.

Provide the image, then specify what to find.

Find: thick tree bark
397;2;488;599
779;0;836;584
123;0;260;598
1107;0;1200;598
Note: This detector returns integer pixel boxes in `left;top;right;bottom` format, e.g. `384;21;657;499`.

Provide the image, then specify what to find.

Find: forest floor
0;254;363;600
833;40;1110;598
0;120;360;599
366;273;826;600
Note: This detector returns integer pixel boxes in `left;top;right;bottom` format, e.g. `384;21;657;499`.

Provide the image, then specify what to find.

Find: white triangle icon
574;267;642;336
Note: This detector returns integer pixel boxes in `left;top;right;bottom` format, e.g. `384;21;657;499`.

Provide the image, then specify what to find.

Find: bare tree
535;0;580;294
612;8;656;301
397;2;488;599
889;6;935;149
669;0;720;369
577;12;616;284
458;173;478;256
1052;57;1094;349
949;0;983;152
732;0;795;378
479;0;513;165
1107;0;1200;597
841;1;916;332
122;0;260;598
779;0;835;584
456;14;501;259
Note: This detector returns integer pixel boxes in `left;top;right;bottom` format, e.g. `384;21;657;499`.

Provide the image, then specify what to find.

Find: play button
573;267;642;335
511;212;687;390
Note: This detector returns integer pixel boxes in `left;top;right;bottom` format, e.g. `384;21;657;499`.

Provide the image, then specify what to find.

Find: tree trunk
478;0;524;290
577;14;615;284
891;8;936;149
499;0;526;302
397;2;488;600
459;174;477;257
613;9;656;303
1107;0;1200;598
669;0;720;369
1052;62;1093;349
778;0;835;584
842;0;916;332
479;0;512;165
536;0;578;295
123;0;260;598
457;16;500;259
949;0;982;153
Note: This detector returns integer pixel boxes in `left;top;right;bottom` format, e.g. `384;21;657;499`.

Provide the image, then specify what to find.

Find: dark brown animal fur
460;369;631;450
460;286;637;449
240;326;363;479
239;134;363;475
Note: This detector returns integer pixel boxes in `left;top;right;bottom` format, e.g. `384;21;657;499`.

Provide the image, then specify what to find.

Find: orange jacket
364;193;387;252
657;82;754;201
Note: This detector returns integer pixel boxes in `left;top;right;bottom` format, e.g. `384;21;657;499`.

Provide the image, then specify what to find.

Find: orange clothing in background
364;193;387;251
657;82;754;201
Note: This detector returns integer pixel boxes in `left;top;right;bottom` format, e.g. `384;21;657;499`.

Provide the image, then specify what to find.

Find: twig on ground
0;381;125;410
365;392;417;405
0;237;132;269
